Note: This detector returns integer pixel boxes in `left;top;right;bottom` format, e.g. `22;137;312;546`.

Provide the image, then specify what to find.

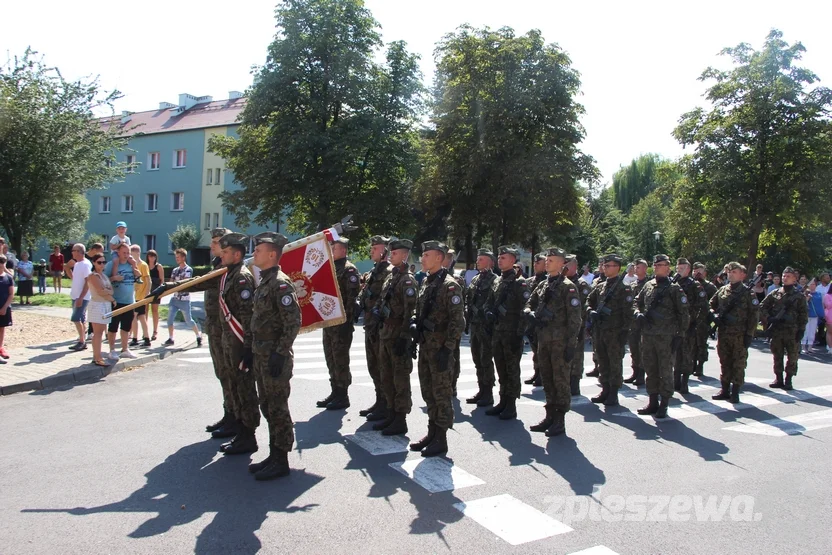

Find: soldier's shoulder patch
752;298;760;305
448;285;456;291
626;295;633;302
681;295;688;304
349;274;359;283
451;295;461;305
583;287;590;295
406;287;415;296
238;278;246;284
405;280;413;285
522;290;531;299
241;289;251;300
279;283;288;290
699;290;706;297
570;297;580;307
281;294;293;306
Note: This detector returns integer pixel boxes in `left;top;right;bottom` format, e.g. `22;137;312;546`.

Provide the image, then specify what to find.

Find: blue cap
116;221;127;228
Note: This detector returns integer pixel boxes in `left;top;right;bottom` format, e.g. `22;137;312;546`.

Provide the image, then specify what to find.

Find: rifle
589;275;622;325
640;280;671;329
708;284;748;335
467;272;493;327
527;266;569;331
411;269;445;358
764;291;801;335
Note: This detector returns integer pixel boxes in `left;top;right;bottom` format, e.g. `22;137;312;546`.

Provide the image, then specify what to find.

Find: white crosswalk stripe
345;432;409;455
722;408;832;436
567;547;621;555
452;494;573;545
389;457;485;493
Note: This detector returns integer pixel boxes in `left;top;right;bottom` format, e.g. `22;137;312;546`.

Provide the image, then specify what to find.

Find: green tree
423;25;597;261
0;49;128;254
210;0;423;241
611;154;660;213
168;223;201;258
673;29;832;269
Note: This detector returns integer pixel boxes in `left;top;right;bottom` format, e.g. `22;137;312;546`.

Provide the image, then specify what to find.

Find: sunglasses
95;261;106;265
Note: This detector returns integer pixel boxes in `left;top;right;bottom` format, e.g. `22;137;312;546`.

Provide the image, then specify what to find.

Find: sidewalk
0;305;204;396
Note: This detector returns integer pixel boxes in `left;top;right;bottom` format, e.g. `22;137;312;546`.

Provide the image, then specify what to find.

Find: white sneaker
120;350;138;359
86;332;94;341
108;351;120;361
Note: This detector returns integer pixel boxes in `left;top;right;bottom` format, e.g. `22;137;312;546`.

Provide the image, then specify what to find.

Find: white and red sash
219;271;245;344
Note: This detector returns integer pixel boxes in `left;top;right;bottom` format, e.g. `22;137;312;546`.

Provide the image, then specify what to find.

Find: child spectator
0;255;13;362
165;248;202;347
129;245;151;347
35;259;47;294
16;251;34;305
146;249;164;341
49;244;64;293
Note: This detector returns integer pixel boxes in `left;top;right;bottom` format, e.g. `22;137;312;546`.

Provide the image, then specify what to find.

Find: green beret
370;235;390;246
534;253;547;262
693;262;706;270
389;239;413;251
422;240;448;255
477;248;494;258
544;246;566;258
602;253;623;265
211;227;231;239
253;232;288;248
725;261;746;273
565;254;577;264
219;232;248;250
677;257;691;265
331;237;349;246
782;266;799;276
654;254;671;264
498;245;519;257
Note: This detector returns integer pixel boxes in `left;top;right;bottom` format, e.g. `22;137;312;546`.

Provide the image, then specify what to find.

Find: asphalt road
2;330;831;554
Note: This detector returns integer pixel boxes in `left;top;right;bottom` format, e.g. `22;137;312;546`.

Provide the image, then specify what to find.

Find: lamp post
653;230;662;255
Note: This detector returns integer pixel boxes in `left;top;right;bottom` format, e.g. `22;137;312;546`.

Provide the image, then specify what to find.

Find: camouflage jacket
586;275;634;331
759;285;809;333
634;277;690;336
465;270;497;326
189;257;223;326
697;277;718;304
357;260;391;325
335;258;361;324
486;270;531;335
378;264;417;341
251;266;301;358
220;262;256;350
415;269;465;350
676;275;708;329
709;282;759;336
526;275;583;344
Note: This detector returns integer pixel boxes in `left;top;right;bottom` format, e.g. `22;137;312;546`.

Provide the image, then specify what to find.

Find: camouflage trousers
595;327;628;389
470;324;495;387
492;332;524;399
770;330;800;377
641;334;674;399
364;328;383;397
207;326;235;417
252;343;294;452
673;330;697;378
695;321;711;364
571;324;586;378
418;343;454;429
538;336;571;412
628;328;642;372
453;338;462;391
323;323;354;389
222;332;260;430
716;332;748;386
379;337;413;413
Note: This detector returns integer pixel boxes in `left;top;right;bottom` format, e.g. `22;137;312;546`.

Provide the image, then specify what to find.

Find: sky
3;0;832;183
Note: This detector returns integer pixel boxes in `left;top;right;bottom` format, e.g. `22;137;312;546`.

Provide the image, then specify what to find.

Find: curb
0;341;198;396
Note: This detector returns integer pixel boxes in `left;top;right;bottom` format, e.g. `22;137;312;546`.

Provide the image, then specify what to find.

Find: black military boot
498;398;517;420
211;417;239;439
530;405;554;432
634;367;646;386
221;427;258;455
729;383;741;403
248;446;274;474
533;374;542;387
410;421;436;451
466;384;484;404
485;396;506;416
570;375;581;396
769;373;784;389
637;393;659;415
693;361;705;377
545;410;565;437
655;396;670;419
316;385;335;408
586;366;600;378
603;387;619;406
673;370;682;392
381;412;408;436
366;399;389;422
254;449;290;481
783;375;794;391
623;371;637;384
372;411;396;431
326;387;351;410
359;393;381;417
476;388;494;407
421;426;448;457
524;370;539;385
591;384;610;404
712;382;731;400
206;410;231;433
679;375;690;395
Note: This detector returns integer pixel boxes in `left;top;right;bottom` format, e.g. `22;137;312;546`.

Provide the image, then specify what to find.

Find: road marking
722;408;832;436
345;431;410;455
179;357;213;363
567;546;620;555
390;457;485;493
453;494;572;545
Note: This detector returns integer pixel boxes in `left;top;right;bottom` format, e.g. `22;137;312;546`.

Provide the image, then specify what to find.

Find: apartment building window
215;168;221;185
144;235;156;252
171;192;184;211
168;239;175;254
213;213;219;228
146;193;158;212
122;195;134;213
126;154;136;173
204;213;211;230
148;152;160;170
206;168;213;184
99;196;111;213
173;149;187;168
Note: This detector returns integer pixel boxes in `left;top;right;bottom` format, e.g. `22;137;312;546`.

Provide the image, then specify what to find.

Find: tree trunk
746;218;763;271
464;226;474;270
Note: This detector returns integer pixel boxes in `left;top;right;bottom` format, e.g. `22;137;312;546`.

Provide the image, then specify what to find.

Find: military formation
154;228;810;476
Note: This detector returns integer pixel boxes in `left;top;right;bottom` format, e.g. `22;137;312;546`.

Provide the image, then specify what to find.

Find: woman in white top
86;253;116;366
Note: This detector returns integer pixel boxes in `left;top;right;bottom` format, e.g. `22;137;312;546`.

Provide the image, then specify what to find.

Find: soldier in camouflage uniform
212;233;260;456
692;262;718;377
760;266;809;391
633;254;690;418
586;253;633;406
586;263;606;379
246;232;302;481
372;239;417;435
356;235;391;420
318;238;361;410
566;254;591;396
672;258;708;394
465;249;498;406
409;241;465;457
624;259;649;387
444;249;466;395
524;254;547;387
709;262;759;403
484;246;531;420
524;247;582;436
